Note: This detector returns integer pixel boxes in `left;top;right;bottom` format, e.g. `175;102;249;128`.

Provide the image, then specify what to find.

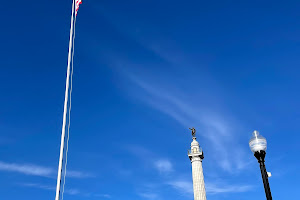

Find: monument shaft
188;129;206;200
191;156;206;200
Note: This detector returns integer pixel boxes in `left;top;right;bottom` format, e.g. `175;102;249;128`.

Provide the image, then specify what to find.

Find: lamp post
249;130;272;200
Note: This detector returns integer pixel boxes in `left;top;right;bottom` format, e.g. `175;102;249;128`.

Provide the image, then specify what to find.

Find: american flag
75;0;82;16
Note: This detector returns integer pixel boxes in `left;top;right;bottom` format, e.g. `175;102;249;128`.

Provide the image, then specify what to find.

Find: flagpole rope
61;13;77;200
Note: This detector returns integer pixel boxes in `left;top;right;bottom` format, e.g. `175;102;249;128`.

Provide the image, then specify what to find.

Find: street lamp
249;130;272;200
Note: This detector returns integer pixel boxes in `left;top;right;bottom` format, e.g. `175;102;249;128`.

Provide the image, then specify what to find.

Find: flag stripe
75;0;82;16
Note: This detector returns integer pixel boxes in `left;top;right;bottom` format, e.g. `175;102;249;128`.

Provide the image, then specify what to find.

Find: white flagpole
55;1;75;200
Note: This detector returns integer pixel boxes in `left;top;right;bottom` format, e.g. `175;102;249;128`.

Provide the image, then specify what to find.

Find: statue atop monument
189;127;196;137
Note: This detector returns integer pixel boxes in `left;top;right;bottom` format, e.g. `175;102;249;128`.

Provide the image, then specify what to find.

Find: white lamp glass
249;130;267;153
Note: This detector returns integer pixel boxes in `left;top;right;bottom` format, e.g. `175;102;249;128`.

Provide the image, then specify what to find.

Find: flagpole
55;0;75;200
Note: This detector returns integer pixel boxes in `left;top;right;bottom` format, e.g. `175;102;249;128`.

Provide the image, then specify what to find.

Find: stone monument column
188;128;206;200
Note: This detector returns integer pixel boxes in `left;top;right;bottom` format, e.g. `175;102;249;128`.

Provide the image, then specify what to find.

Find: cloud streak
95;194;112;198
123;73;250;173
21;183;80;195
206;183;253;194
167;180;253;195
138;192;159;200
153;159;173;173
167;180;193;195
66;170;94;178
0;161;53;177
0;161;93;178
20;182;111;198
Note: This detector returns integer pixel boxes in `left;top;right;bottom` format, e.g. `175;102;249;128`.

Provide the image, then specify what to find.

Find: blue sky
0;0;300;200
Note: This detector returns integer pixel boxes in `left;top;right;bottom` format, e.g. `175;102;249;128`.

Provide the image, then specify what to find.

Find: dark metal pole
254;151;272;200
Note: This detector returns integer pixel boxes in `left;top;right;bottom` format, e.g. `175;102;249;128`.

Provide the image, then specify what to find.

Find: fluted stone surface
188;137;206;200
191;157;206;200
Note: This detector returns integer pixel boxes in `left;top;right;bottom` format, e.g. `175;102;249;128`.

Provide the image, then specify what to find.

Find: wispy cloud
126;145;154;159
123;74;249;173
138;192;159;200
21;183;55;190
167;180;193;195
20;182;111;197
0;161;93;178
94;194;112;198
0;161;53;177
206;183;253;194
66;170;94;178
20;183;80;195
153;159;173;173
167;180;253;195
126;145;174;174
